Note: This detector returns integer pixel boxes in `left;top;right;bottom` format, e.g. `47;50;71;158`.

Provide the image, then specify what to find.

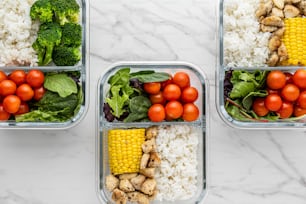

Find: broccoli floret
61;23;82;47
52;46;81;66
51;0;80;25
30;0;54;23
34;22;62;65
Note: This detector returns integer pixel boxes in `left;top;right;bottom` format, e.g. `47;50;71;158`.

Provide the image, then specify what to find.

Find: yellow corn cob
108;128;145;175
282;18;306;66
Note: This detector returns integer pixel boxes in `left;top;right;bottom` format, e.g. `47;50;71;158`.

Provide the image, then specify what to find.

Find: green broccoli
30;0;54;23
61;23;82;47
52;46;81;66
51;0;80;25
33;22;62;65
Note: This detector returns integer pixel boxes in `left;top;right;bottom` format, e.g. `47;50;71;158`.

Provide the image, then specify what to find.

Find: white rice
223;0;271;67
155;125;199;201
0;0;39;66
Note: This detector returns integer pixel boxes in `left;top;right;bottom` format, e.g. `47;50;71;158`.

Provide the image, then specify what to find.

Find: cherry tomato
14;102;29;115
0;104;10;121
297;91;306;109
0;71;7;83
173;72;190;89
143;82;161;95
149;91;166;105
284;72;293;84
163;84;181;101
33;86;46;101
0;80;17;96
281;83;300;102
165;101;183;119
266;70;286;89
16;84;34;101
148;104;165;122
265;94;282;111
294;106;306;117
26;69;44;88
252;98;269;117
8;70;26;86
276;101;293;119
182;103;199;121
161;76;173;90
3;95;21;114
181;87;198;103
292;69;306;89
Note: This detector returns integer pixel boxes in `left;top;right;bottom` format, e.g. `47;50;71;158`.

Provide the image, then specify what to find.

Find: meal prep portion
0;69;83;122
224;68;306;121
103;68;201;123
0;0;82;66
223;0;306;67
103;125;201;204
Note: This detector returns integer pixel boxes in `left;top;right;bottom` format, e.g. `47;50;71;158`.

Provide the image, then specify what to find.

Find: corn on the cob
282;18;306;66
108;128;145;175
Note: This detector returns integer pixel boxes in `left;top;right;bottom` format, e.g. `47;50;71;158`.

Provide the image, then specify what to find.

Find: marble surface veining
0;0;306;204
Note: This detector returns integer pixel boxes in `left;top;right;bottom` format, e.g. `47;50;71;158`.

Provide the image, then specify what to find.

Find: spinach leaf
44;73;78;97
123;96;151;122
130;72;170;83
130;70;155;77
230;82;256;99
242;90;268;110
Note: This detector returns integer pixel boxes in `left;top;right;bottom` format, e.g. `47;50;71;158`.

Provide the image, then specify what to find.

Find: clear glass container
96;61;209;204
0;0;89;129
216;0;306;129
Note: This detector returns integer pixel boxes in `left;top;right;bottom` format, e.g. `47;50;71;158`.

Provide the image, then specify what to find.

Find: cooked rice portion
155;125;199;201
0;0;39;66
223;0;271;67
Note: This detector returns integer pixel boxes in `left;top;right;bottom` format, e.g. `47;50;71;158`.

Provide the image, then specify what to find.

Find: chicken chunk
139;168;155;178
126;192;150;204
142;138;156;153
278;43;288;62
140;178;157;196
145;126;158;140
261;24;278;32
261;16;284;27
273;0;285;9
268;35;281;51
271;7;284;18
130;174;146;190
267;52;279;66
119;173;138;180
256;1;273;18
112;188;127;204
140;153;150;169
148;152;161;168
284;4;300;18
106;174;119;192
119;179;135;193
273;27;286;37
148;189;159;201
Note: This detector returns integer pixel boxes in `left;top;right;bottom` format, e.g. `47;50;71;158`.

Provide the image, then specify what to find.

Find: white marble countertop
1;0;306;203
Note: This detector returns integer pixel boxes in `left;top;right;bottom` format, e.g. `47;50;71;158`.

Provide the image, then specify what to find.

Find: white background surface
1;0;306;204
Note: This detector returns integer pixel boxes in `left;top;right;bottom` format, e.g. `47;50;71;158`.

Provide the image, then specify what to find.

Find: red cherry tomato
165;101;183;119
265;94;282;111
276;101;294;119
173;72;190;89
297;91;306;109
143;82;161;95
181;87;198;103
0;104;10;121
0;71;7;83
161;76;173;90
148;104;165;122
33;86;46;101
0;80;17;96
26;69;44;88
281;83;300;102
8;70;26;86
16;84;34;101
14;102;30;115
163;84;181;101
3;95;21;114
182;103;199;121
266;70;286;89
294;106;306;117
292;69;306;89
149;91;166;105
252;98;269;117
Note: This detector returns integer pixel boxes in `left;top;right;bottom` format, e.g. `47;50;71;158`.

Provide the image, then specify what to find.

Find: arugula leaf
106;85;130;118
108;68;130;86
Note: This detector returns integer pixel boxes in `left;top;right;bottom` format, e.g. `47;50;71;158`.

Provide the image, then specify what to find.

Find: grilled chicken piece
268;35;281;51
271;7;284;18
142;138;156;153
130;174;146;190
112;188;127;204
126;192;150;204
284;4;300;17
140;178;157;196
256;1;273;18
119;173;138;180
140;153;150;169
286;0;302;3
106;174;119;192
273;27;286;37
145;126;158;140
278;43;288;62
261;16;284;27
261;24;278;32
139;168;155;178
119;179;135;193
267;52;279;66
148;152;161;168
273;0;285;9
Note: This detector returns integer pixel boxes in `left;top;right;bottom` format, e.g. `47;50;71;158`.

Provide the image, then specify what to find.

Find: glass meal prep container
96;62;209;204
0;0;89;129
217;0;306;129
